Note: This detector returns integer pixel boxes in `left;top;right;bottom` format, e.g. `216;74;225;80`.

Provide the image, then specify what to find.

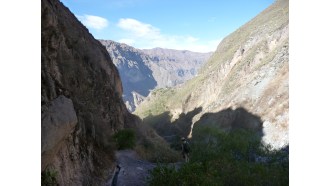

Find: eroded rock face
99;40;212;112
41;0;133;184
41;95;77;170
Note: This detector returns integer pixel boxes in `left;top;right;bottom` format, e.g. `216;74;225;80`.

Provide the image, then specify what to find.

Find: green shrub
148;126;289;186
41;169;58;186
113;129;136;150
135;136;181;163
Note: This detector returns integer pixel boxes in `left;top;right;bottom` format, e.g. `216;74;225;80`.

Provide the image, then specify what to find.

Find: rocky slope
135;0;289;149
99;40;212;112
41;0;138;185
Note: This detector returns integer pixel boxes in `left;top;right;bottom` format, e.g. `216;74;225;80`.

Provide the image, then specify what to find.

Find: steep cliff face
99;40;157;112
135;0;289;149
41;0;133;184
99;40;212;112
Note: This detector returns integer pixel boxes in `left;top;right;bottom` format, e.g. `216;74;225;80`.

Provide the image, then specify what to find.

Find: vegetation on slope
134;88;175;118
41;169;58;186
123;115;181;163
148;127;289;186
113;129;136;150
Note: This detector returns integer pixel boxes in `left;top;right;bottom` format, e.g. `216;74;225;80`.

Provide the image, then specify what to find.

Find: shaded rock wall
41;0;134;184
41;95;77;171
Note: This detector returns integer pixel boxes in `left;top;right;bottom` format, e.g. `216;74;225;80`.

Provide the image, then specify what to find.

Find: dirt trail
106;150;156;186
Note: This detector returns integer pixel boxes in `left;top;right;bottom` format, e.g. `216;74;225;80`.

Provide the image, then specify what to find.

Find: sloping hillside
135;0;289;149
99;40;212;112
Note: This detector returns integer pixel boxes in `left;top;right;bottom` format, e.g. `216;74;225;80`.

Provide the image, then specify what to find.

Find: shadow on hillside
143;107;263;140
192;107;289;164
145;107;289;184
194;107;263;134
142;106;289;159
142;107;202;143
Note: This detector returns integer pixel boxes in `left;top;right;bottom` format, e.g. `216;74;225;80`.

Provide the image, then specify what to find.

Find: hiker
111;164;121;186
181;137;190;163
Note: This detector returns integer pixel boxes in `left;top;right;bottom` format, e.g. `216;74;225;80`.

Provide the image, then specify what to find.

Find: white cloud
186;36;199;43
118;38;135;45
116;18;221;53
77;15;109;30
117;18;160;38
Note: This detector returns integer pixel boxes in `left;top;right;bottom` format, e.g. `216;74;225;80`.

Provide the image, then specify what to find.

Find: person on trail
181;137;190;163
111;164;121;186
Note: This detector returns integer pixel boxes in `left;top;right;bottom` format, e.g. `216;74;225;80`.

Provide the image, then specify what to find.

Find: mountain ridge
99;39;212;112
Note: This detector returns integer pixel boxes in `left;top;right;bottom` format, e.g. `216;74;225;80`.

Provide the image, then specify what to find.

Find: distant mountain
135;0;289;149
99;40;212;112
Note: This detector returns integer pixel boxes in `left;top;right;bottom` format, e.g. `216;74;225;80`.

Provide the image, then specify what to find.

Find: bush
113;129;136;150
135;136;181;163
41;169;58;186
148;126;289;186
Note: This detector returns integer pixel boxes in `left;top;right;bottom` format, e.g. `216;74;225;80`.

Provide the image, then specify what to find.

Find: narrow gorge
41;0;289;185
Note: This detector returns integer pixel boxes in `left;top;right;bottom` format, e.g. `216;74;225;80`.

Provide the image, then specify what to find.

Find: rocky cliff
41;0;136;184
135;0;289;149
99;40;212;112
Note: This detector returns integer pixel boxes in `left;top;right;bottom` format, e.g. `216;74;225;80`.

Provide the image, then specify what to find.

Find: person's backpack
183;141;190;153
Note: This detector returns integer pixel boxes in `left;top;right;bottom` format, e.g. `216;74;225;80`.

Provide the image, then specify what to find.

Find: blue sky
60;0;274;52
